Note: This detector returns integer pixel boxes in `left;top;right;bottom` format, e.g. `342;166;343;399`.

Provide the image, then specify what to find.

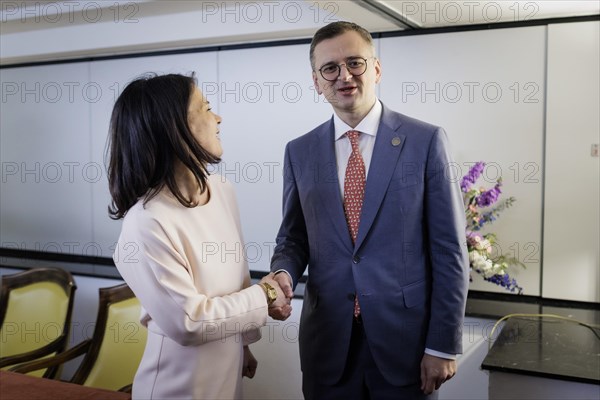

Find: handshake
258;272;294;321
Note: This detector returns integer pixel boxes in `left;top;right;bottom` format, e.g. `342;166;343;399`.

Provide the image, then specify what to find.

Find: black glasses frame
317;57;370;82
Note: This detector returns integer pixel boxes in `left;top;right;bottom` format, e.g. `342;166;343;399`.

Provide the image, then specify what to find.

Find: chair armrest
118;384;133;393
8;339;92;375
0;334;69;369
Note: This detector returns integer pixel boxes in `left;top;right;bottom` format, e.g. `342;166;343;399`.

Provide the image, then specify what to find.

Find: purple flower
461;162;485;193
476;181;502;207
484;273;523;294
462;161;524;293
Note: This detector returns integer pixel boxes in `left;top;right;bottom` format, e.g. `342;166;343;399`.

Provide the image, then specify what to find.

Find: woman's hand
242;346;258;378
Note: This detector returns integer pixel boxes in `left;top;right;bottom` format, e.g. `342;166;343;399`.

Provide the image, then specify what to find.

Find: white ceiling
1;0;598;65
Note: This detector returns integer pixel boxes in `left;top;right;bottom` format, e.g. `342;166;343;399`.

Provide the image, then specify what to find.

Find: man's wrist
424;348;456;360
273;269;294;287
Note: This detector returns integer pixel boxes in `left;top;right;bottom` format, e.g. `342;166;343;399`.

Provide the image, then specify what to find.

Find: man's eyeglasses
317;57;370;82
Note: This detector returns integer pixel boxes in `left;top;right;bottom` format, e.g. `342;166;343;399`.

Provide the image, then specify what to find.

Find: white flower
469;250;505;278
474;239;491;252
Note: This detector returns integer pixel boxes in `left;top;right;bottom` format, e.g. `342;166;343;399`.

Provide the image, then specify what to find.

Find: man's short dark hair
309;21;375;70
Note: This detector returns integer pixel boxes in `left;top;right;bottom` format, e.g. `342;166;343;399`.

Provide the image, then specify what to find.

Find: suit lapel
354;106;405;251
315;119;354;252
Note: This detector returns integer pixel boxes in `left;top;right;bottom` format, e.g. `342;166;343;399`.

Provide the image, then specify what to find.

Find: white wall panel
1;63;93;255
543;21;600;302
379;27;546;295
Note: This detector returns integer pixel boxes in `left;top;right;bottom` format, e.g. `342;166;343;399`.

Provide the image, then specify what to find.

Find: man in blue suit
269;21;469;399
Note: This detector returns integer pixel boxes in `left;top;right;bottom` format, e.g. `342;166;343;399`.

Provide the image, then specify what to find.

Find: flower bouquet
461;162;524;293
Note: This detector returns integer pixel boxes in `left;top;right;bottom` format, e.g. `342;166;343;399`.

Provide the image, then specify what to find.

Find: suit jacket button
352;256;360;264
347;294;355;301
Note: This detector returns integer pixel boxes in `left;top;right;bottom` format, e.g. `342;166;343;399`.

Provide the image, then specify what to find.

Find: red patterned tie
343;130;365;318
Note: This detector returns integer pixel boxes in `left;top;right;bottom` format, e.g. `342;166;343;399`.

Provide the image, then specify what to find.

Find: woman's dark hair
107;73;220;219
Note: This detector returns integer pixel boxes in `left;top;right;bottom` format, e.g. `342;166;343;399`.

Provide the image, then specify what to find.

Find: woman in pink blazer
107;73;290;399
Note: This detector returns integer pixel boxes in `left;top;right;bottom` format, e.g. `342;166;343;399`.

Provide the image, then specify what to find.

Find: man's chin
326;94;358;108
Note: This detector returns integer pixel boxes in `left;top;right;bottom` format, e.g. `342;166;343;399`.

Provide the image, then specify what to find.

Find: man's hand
242;346;257;378
420;353;456;394
273;271;294;299
260;273;293;320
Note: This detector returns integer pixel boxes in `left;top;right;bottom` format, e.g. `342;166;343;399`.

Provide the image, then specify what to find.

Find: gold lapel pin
391;137;401;146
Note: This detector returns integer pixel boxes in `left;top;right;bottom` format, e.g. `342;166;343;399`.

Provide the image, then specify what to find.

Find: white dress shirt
333;99;381;197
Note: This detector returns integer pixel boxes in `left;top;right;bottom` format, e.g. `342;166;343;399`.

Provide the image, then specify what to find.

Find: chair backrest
0;268;76;378
72;283;146;391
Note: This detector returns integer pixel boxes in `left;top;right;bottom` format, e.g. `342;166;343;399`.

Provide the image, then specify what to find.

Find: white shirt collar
334;99;382;141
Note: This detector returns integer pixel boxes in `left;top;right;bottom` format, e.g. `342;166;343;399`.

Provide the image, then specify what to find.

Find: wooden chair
11;283;147;392
0;267;76;378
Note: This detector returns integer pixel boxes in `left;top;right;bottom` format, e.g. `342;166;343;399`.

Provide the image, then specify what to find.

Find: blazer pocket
388;175;419;192
402;279;428;308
